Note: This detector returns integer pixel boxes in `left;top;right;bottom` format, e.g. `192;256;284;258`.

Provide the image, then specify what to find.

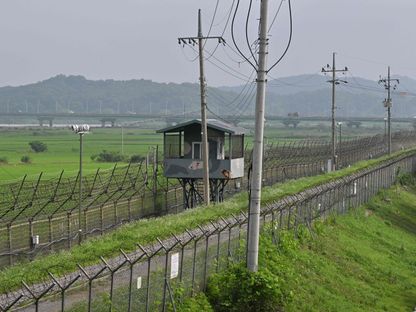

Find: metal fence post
77;264;107;312
22;281;55;312
48;272;80;312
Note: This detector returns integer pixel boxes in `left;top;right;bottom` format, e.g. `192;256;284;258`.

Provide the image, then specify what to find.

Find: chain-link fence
0;150;414;311
0;131;415;267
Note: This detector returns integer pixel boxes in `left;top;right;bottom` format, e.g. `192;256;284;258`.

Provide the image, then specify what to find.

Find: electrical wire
268;0;285;33
231;85;257;118
186;44;252;81
245;0;258;68
205;0;236;62
205;0;220;40
267;0;293;73
231;0;258;71
222;41;258;66
207;79;256;117
208;71;254;110
206;104;233;123
268;71;324;87
207;81;256;120
179;44;198;63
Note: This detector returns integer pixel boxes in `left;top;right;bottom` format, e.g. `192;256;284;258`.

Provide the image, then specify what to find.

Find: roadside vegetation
178;174;416;311
0;148;413;294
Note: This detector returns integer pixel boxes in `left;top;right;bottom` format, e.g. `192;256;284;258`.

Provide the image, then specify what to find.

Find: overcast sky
0;0;414;87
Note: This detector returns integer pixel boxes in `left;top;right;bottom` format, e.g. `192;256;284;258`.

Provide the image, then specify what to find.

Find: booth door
209;140;217;160
209;139;224;160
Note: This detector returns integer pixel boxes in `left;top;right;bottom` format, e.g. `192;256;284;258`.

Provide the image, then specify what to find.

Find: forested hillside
0;74;415;118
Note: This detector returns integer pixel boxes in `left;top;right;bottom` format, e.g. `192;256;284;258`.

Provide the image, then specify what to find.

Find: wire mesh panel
1;153;416;311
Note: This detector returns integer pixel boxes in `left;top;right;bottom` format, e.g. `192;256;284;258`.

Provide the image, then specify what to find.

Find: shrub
29;141;47;153
21;155;31;163
91;150;127;162
206;264;285;312
169;293;214;312
130;154;145;163
0;156;8;164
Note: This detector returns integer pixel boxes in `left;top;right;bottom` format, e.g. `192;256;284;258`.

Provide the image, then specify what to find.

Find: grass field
0;127;162;182
0;123;390;183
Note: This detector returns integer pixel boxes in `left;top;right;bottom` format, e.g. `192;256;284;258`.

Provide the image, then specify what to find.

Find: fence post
156;237;181;312
22;281;55;312
48;272;80;312
48;216;53;251
77;264;107;312
137;243;163;312
7;224;12;266
66;213;71;249
120;249;147;312
100;256;127;312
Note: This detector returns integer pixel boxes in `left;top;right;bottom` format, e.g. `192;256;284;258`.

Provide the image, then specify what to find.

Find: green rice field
0;122;392;183
0;127;162;183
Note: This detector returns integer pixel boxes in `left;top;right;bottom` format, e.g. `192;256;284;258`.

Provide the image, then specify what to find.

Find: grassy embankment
184;175;416;312
0;147;413;294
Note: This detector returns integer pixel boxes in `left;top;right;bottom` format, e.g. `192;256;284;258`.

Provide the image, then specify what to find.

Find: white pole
247;0;269;272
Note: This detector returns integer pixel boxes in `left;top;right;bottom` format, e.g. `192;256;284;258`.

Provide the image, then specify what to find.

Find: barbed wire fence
0;144;414;311
0;131;415;268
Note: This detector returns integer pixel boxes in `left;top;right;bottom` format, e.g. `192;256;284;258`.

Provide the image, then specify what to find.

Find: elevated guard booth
157;119;246;208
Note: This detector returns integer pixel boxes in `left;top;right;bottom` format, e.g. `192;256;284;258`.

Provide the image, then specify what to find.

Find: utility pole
178;10;225;206
321;52;348;171
379;66;399;154
247;0;270;273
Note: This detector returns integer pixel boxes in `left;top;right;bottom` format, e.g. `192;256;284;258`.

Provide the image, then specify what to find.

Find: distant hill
0;75;242;117
0;74;415;119
222;73;416;118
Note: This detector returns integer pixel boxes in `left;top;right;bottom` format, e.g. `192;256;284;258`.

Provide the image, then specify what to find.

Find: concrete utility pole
321;53;348;171
379;67;399;155
247;0;270;273
178;10;225;206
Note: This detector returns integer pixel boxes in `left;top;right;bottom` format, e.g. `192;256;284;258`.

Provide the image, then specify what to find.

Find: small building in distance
157;119;246;208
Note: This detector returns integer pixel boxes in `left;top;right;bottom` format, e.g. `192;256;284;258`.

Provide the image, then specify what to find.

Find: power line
205;0;236;62
268;0;285;33
231;85;257;119
205;0;220;40
268;71;325;87
222;41;258;66
231;0;258;71
245;0;258;68
207;80;256;118
185;44;253;81
267;0;293;73
208;69;255;107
